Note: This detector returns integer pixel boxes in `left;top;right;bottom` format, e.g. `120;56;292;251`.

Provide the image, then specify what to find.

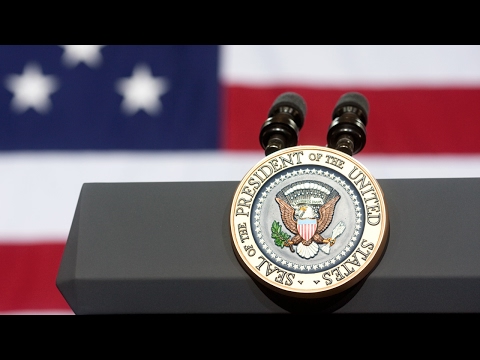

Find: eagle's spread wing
275;197;298;234
316;195;340;234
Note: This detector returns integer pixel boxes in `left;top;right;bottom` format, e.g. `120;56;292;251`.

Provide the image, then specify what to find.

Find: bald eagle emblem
272;180;345;259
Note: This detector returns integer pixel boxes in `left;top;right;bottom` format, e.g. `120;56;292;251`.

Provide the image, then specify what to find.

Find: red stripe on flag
0;242;71;312
222;86;480;153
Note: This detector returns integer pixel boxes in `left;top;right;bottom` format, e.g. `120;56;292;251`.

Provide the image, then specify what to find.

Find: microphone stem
335;134;355;156
265;133;286;156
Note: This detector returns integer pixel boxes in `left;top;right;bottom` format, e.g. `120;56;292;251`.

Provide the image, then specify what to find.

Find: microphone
259;92;306;156
327;92;369;156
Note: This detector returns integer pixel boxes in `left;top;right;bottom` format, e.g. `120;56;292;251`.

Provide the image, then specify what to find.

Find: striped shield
297;218;317;241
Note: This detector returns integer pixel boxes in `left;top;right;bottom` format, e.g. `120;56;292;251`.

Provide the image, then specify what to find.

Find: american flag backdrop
1;45;480;314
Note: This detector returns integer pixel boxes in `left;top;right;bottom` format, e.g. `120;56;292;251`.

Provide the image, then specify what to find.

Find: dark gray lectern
56;178;480;314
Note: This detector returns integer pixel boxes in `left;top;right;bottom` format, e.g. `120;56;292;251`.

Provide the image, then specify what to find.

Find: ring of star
252;167;364;273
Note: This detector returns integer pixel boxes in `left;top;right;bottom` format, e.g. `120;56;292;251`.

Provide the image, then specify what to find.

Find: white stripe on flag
2;151;480;242
220;45;480;86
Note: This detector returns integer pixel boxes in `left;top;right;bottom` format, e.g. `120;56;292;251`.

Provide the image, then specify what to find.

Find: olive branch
271;220;290;248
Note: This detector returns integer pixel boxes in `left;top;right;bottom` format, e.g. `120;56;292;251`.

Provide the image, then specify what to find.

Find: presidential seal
230;91;388;298
230;146;389;298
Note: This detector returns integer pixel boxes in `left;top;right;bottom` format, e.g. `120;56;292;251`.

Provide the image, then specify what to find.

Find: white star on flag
4;62;59;114
59;45;105;68
115;63;169;116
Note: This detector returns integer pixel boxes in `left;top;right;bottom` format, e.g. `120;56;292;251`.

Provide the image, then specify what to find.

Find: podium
56;178;480;313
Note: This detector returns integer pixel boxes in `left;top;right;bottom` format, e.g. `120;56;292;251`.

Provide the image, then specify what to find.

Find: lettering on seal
349;166;381;225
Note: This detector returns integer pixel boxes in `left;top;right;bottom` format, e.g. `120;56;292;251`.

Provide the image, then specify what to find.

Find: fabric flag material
1;45;480;314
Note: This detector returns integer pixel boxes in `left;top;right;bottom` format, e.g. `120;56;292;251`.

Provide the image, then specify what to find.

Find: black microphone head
268;92;306;130
327;92;369;156
259;92;307;156
332;92;369;126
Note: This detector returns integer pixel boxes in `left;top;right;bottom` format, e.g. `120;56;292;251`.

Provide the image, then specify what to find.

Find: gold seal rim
230;145;389;299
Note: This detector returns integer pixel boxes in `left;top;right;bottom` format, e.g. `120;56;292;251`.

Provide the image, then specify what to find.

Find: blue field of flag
0;45;220;150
